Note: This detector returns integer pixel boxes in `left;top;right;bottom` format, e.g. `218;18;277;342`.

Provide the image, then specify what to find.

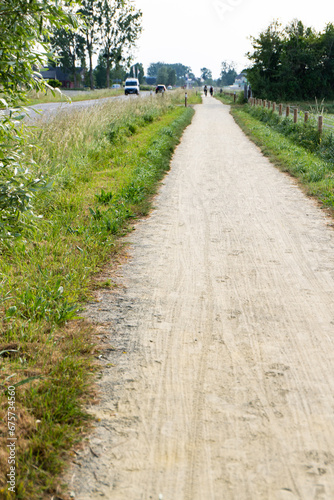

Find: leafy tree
51;27;86;88
79;0;102;90
157;66;168;86
127;63;145;84
94;51;108;87
246;19;334;101
247;20;284;99
101;0;142;88
167;68;176;86
200;67;212;83
280;20;321;99
320;23;334;96
0;0;79;239
219;61;237;86
110;63;127;84
147;62;193;85
147;62;165;77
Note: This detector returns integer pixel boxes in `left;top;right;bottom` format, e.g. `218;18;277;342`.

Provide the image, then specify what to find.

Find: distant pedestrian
210;86;213;96
204;85;207;96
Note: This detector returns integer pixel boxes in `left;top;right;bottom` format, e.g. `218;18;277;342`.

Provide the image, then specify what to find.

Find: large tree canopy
247;19;334;101
100;0;142;88
200;67;212;83
219;61;237;86
51;0;142;90
147;62;193;85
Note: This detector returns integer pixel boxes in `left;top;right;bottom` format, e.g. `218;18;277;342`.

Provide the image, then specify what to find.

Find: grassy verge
264;98;334;115
25;87;124;106
214;93;235;105
231;106;334;211
0;90;200;499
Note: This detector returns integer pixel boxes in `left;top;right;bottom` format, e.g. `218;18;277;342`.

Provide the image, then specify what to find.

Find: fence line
248;97;334;133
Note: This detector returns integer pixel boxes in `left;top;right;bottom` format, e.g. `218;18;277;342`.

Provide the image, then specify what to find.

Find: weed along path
68;96;334;499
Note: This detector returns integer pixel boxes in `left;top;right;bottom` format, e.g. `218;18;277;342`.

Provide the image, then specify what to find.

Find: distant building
145;76;156;85
40;67;84;88
231;72;248;88
185;78;193;89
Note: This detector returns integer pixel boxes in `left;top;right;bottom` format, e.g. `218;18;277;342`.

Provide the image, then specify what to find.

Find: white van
124;78;140;96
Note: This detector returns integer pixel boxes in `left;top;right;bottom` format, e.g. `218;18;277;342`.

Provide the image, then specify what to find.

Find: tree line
50;0;142;90
144;62;239;88
247;20;334;101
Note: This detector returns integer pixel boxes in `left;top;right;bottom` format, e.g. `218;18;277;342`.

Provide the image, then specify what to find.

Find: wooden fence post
279;104;282;116
293;108;298;123
304;111;309;123
268;101;271;109
286;106;290;117
263;100;266;108
272;102;276;112
318;115;323;134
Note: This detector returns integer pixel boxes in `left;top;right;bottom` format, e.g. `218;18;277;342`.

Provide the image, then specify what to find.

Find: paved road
67;96;334;500
23;91;151;122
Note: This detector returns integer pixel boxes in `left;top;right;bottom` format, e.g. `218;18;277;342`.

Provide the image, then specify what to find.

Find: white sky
133;0;333;79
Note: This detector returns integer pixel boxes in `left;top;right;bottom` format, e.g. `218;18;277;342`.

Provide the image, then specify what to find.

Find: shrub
245;105;333;160
48;78;62;88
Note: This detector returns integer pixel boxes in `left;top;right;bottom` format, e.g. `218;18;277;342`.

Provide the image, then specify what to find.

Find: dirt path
67;96;334;500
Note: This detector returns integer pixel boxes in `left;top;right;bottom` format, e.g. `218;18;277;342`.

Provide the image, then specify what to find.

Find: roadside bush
140;85;155;91
48;79;62;88
237;92;247;105
0;114;48;240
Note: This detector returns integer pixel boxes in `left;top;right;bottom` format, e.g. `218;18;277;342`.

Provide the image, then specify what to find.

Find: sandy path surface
67;96;334;500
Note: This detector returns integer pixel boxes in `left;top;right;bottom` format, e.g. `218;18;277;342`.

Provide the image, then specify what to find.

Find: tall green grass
0;89;199;499
244;105;334;162
232;106;334;210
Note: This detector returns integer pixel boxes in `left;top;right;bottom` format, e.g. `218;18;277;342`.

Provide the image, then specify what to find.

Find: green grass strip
0;93;196;499
231;107;334;210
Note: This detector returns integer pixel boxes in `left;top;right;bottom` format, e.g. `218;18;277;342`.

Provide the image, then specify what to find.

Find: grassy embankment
0;89;201;499
215;94;334;212
26;87;124;106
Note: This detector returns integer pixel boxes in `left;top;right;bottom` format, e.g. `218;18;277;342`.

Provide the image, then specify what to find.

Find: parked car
167;85;173;90
112;83;121;89
156;84;166;94
124;78;140;95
